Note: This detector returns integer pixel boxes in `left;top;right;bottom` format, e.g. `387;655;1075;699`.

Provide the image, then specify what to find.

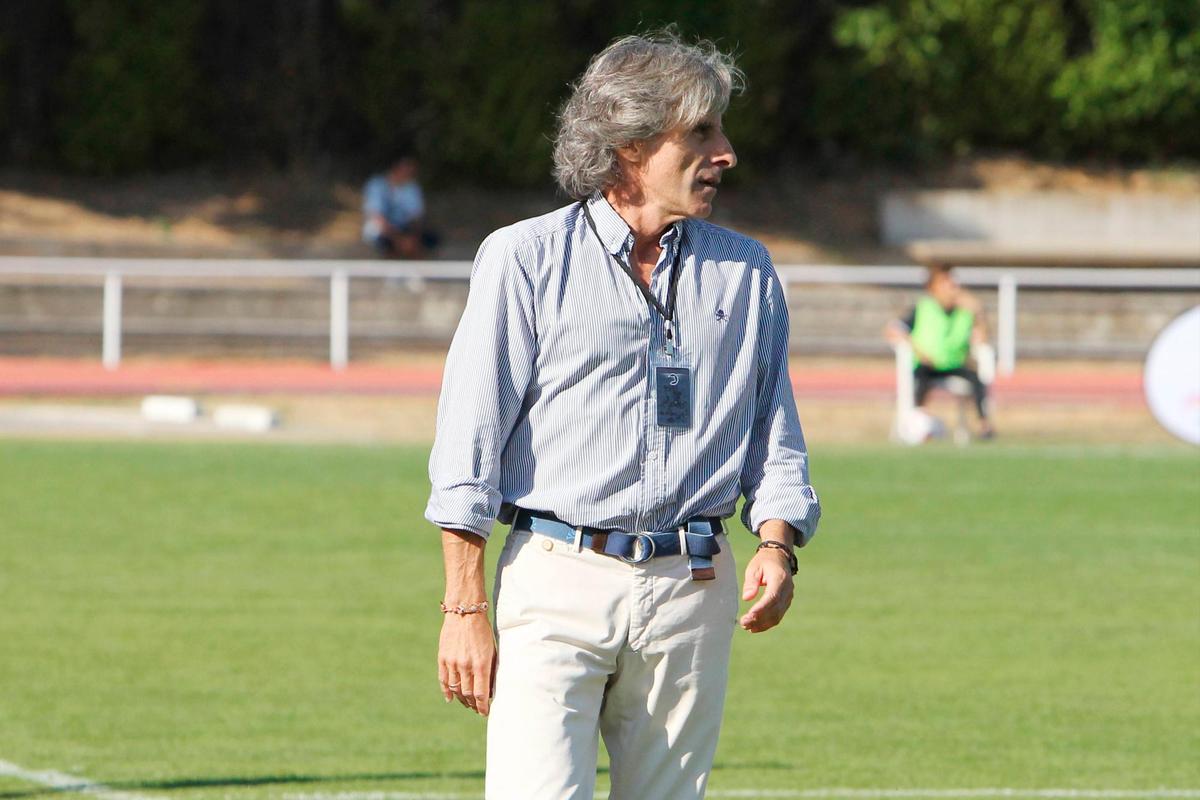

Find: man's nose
712;133;737;169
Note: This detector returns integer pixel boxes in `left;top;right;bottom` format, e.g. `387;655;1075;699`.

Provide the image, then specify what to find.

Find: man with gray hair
427;30;821;799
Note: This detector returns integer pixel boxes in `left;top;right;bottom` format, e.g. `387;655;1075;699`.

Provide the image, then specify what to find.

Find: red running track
0;357;1145;405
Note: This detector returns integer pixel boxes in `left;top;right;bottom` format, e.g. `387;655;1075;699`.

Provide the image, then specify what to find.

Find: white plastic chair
892;341;995;445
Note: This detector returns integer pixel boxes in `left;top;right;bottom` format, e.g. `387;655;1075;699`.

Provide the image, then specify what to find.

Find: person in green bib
887;267;996;438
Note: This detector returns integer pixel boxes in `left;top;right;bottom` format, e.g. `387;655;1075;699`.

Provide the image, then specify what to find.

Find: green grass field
1;440;1197;799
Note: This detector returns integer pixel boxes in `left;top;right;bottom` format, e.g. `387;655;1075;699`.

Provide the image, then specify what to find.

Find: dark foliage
0;0;1194;181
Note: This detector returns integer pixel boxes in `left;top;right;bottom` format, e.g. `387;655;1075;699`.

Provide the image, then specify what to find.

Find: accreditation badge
651;336;692;430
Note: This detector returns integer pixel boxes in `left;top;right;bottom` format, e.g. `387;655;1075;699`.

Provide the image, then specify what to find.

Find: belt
511;508;723;581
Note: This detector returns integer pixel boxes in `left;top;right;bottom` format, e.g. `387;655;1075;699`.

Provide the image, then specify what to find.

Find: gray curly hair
552;30;744;200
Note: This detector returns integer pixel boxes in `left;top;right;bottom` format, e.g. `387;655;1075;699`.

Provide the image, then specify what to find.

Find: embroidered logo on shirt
715;308;727;321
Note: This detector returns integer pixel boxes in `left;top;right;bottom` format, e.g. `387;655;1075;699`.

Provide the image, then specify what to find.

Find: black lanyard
581;202;686;342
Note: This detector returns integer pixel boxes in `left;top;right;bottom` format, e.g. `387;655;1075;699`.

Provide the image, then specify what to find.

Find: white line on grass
284;789;1200;800
708;792;1200;799
0;758;164;800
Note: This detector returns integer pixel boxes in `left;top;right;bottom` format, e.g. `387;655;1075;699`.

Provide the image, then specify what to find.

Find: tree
1053;0;1200;158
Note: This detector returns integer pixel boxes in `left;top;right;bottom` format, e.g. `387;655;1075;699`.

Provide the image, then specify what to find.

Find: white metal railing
0;257;1197;372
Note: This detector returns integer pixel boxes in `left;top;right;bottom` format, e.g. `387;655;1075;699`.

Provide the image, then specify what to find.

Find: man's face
930;273;959;308
388;159;417;184
629;113;737;221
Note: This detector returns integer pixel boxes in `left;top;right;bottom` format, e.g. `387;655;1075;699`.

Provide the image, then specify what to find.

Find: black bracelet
756;540;798;575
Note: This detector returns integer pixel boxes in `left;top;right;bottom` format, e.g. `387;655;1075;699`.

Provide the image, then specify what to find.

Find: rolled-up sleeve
739;251;822;545
425;230;537;539
362;177;386;215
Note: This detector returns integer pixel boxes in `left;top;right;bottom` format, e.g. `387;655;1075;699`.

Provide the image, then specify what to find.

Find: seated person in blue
362;156;440;258
886;267;996;438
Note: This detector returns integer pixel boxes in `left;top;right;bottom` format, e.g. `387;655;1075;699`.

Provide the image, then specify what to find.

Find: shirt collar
586;192;683;259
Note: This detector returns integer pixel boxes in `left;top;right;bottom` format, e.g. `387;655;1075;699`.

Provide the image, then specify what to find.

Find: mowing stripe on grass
285;789;1200;800
0;759;164;800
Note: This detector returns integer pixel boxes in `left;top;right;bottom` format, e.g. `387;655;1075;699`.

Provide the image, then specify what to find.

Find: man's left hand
739;545;795;632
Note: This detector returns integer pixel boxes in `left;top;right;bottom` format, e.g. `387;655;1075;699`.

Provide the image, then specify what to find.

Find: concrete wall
881;191;1200;248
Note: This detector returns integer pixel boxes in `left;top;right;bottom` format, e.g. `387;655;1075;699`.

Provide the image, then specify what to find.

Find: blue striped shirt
426;194;821;544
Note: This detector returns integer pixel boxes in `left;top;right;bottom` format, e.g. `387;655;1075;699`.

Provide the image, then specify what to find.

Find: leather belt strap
511;509;722;580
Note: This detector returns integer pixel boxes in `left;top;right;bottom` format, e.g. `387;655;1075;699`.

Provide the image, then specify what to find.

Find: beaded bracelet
756;540;798;575
440;600;490;615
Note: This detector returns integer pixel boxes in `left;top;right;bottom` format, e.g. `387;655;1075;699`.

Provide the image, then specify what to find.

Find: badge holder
651;321;692;431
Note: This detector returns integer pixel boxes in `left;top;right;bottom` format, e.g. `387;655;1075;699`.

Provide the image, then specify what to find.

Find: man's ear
616;140;644;167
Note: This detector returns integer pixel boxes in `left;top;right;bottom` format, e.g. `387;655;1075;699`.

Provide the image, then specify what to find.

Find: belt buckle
620;532;656;564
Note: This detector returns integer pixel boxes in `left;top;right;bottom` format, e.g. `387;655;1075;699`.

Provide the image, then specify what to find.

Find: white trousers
485;530;738;800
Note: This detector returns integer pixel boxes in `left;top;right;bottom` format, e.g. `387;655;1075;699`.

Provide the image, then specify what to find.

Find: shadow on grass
0;761;790;798
0;772;480;799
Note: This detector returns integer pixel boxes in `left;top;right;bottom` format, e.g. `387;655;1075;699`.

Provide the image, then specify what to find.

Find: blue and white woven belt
511;508;723;581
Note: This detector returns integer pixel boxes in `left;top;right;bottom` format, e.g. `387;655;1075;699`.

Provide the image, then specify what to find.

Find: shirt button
542;539;554;552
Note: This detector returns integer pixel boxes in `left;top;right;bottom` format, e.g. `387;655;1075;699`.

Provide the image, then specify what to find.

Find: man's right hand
437;528;495;715
438;611;497;715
